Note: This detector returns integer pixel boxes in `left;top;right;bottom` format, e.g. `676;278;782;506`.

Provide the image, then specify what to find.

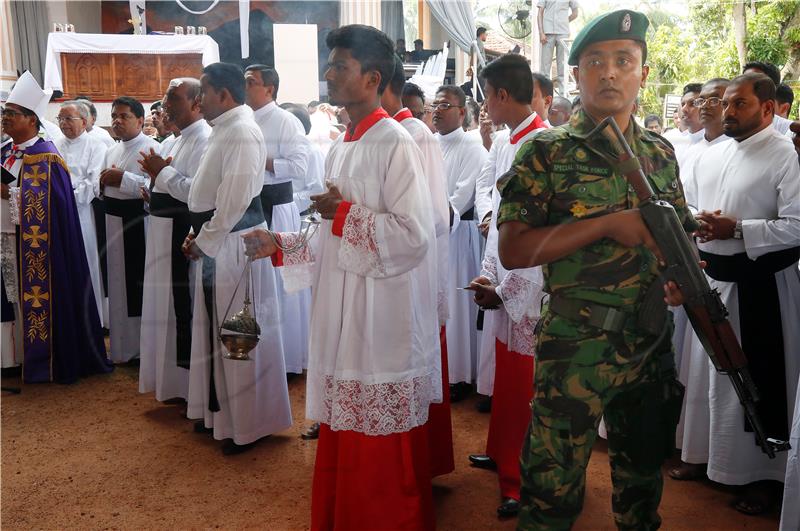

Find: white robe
438;126;486;384
55;132;108;327
103;132;160;362
396;110;450;329
476;114;546;395
692;124;800;485
293;141;325;214
672;132;731;463
186;105;291;444
780;373;800;530
139;119;210;401
275;114;441;436
252;101;312;374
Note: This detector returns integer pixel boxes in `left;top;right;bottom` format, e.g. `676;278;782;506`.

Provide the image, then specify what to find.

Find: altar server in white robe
464;55;547;517
382;56;454;478
184;63;291;455
54;100;108;326
433;85;486;396
669;78;732;481
100;97;160;362
242;25;440;529
245;64;312;375
137;78;210;402
690;72;800;514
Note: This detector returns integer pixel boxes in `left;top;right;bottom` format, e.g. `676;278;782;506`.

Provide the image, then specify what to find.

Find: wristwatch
733;219;743;240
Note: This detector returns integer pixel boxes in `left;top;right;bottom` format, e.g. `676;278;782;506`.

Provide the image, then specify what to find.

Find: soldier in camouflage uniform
495;10;699;530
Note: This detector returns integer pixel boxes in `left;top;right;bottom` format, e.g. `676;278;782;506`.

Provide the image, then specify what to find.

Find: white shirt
1;135;40;234
55;131;107;206
774;113;792;136
278;115;440;436
537;0;579;35
294;143;325;213
694;124;800;259
188;105;265;258
679;132;731;213
251;101;309;187
437;126;487;218
88;126;117;148
103;132;160;200
154;119;211;203
159;134;178;158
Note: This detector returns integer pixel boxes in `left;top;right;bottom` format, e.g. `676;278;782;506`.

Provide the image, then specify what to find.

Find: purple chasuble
18;140;112;383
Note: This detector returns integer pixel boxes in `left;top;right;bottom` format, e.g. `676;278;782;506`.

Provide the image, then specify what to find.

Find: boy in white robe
183;63;292;455
100;97;160;363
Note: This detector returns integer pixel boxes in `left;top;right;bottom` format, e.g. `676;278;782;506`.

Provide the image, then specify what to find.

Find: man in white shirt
54;100;108;326
100;97;160;363
672;83;705;166
537;0;579;95
743;61;793;135
183;62;292;456
465;54;547;518
690;72;800;515
382;57;453;478
242;25;440;529
137;78;211;403
245;64;312;376
433;85;486;403
76;97;117;148
279;103;325;214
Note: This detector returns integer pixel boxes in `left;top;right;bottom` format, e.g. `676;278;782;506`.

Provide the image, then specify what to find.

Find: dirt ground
1;366;782;530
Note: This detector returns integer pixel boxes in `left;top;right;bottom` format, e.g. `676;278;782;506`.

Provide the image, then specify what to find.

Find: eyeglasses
1;107;28;118
56;116;83;123
431;102;463;111
692;97;722;108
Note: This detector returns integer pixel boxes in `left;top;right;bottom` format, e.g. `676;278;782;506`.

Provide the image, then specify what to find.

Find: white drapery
425;0;481;62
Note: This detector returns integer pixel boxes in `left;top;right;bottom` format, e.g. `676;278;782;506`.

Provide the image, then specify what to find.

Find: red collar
510;114;548;144
344;107;390;142
392;108;414;123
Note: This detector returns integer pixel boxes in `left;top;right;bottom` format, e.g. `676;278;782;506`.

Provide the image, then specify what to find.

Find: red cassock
427;327;455;478
485;339;535;500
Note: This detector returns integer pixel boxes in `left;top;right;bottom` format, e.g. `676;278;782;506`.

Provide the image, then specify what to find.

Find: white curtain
10;0;49;84
425;0;477;56
381;0;404;43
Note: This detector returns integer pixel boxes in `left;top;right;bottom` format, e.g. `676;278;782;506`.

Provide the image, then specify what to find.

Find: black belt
460;206;476;222
92;198;108;296
259;181;294;229
699;246;800;442
191;196;265;413
104;197;146;317
150;192;193;369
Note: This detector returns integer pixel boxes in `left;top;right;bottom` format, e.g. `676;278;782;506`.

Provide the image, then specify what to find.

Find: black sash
92;198;108;296
259;181;293;229
150;193;193;369
699;246;800;441
190;196;265;413
460;206;476;222
104;197;147;317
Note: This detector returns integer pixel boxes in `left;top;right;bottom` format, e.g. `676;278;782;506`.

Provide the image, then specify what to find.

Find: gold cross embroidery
23;165;47;187
23;286;50;308
22;225;48;248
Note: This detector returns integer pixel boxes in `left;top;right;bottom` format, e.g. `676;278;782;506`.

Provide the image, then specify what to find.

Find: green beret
567;10;649;66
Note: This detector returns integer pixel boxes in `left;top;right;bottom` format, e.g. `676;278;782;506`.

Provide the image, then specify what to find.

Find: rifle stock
589;116;790;458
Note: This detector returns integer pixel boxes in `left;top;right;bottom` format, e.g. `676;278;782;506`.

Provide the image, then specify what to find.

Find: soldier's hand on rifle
604;209;665;264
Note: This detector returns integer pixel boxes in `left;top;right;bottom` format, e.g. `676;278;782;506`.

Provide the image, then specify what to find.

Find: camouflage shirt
496;109;697;308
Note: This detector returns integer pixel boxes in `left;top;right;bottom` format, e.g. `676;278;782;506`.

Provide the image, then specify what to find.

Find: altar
44;32;220;101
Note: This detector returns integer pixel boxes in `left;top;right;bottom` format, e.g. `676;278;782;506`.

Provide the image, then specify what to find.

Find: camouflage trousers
517;310;683;531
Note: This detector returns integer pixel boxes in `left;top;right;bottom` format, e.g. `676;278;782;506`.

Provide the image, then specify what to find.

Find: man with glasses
433;85;486;405
673;82;705;166
0;71;111;383
100;96;160;364
668;78;732;484
54;100;108;327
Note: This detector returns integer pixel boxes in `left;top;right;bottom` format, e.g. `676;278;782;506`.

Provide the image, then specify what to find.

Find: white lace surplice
275;117;441;436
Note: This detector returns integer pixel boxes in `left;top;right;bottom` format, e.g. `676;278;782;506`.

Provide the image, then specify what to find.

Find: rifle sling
699;246;799;442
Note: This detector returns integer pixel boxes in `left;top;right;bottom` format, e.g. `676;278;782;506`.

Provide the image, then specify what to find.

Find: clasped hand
309;183;343;219
138;148;172;186
693;210;736;242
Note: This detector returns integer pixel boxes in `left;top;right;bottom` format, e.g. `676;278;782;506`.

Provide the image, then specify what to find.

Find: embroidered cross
24;165;47;187
23;226;48;248
23;286;50;308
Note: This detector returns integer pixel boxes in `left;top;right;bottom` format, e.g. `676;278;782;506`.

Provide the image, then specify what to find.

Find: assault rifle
588;116;790;458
